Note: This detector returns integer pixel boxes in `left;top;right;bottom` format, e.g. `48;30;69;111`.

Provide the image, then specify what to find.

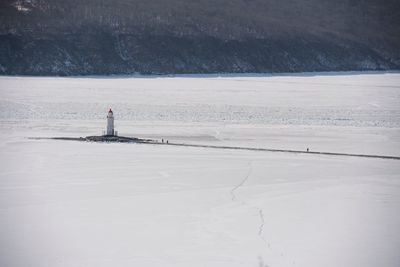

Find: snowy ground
0;73;399;267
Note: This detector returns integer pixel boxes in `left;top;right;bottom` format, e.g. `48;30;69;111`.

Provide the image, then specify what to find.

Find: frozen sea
0;73;399;267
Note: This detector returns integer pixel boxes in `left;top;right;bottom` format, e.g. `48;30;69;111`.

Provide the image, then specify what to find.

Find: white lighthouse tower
106;108;114;136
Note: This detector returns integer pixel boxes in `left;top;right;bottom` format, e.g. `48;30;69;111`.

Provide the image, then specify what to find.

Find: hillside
0;0;399;75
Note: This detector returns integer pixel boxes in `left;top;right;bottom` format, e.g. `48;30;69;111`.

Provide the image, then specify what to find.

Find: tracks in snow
230;162;269;249
230;162;253;202
258;209;267;245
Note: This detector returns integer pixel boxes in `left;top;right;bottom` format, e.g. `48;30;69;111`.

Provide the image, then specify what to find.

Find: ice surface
0;73;399;267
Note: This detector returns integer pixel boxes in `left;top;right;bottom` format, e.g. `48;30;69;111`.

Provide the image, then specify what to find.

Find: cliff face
1;0;399;75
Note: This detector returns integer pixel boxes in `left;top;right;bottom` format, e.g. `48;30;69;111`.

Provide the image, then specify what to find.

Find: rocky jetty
48;135;155;143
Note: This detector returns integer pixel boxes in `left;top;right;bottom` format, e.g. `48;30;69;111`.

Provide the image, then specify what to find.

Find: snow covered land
0;73;399;267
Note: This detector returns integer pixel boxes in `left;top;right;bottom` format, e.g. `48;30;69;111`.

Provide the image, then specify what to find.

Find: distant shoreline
1;70;399;79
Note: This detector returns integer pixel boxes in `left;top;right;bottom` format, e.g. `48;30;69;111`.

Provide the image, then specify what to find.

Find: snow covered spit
0;73;399;267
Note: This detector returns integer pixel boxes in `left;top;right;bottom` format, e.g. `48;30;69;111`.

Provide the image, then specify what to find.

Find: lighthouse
106;108;114;136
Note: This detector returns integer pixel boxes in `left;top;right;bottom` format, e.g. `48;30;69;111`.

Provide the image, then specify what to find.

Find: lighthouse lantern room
106;108;114;136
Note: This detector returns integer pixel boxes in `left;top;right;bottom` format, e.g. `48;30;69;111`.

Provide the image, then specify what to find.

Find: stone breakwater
31;135;154;143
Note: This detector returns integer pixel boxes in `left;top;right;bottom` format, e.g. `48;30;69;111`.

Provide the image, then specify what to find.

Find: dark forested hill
0;0;399;75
